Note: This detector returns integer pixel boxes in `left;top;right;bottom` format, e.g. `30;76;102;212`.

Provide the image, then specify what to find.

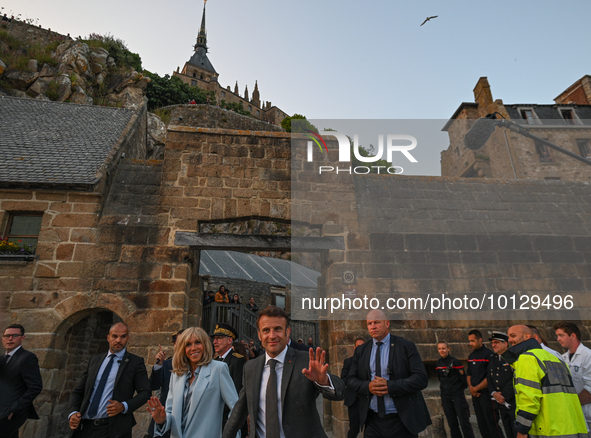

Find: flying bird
420;16;438;26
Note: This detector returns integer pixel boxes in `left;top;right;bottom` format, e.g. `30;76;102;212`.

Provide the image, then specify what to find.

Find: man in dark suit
341;337;366;438
146;329;184;438
222;305;345;438
0;323;43;438
212;323;247;436
68;322;151;438
347;310;431;438
288;336;310;352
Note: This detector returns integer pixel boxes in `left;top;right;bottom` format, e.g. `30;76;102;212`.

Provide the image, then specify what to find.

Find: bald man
503;325;587;438
346;310;431;438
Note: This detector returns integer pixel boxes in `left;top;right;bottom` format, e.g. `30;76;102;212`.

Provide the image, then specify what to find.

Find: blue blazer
155;360;239;438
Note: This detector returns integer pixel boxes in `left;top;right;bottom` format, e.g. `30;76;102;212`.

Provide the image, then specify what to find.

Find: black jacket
0;347;42;420
346;336;432;434
341;355;359;407
436;355;467;396
69;350;151;438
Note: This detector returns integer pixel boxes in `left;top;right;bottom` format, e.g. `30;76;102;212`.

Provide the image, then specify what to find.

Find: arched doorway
44;310;122;438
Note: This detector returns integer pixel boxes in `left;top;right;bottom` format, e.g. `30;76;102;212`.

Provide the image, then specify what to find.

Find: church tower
175;1;219;85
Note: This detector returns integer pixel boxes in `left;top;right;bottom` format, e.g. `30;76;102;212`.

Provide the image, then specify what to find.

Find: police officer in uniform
436;341;474;438
211;323;247;437
487;332;516;438
467;329;504;438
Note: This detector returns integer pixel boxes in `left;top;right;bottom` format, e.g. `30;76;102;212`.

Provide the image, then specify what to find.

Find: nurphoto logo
304;129;418;175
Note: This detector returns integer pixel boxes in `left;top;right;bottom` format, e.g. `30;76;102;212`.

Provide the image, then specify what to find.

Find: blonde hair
172;327;213;376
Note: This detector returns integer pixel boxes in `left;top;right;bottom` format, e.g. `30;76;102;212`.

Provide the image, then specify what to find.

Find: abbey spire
194;1;208;52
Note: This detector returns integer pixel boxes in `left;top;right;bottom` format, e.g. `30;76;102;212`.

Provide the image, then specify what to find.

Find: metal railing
201;302;318;346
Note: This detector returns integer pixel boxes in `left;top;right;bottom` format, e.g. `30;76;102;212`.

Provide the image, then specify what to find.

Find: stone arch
41;307;125;438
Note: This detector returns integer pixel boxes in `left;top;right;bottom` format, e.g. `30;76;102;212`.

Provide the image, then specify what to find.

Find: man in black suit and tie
147;329;184;438
222;305;345;438
68;322;151;438
0;323;43;438
341;337;366;438
212;323;247;436
347;310;431;438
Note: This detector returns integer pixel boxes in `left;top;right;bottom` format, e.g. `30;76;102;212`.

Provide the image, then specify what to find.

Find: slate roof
504;104;591;125
0;96;136;186
200;250;320;288
187;47;217;74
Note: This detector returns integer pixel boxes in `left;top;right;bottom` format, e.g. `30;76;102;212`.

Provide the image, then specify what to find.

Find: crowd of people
433;323;590;438
3;315;591;438
203;285;258;308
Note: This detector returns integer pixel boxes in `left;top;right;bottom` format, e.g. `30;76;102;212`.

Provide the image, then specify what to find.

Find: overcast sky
4;0;591;174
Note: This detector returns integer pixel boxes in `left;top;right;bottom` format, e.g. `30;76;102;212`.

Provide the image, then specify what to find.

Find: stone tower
176;1;219;83
252;80;261;108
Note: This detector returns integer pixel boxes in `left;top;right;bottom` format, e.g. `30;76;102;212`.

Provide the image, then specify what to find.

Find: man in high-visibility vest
504;325;588;438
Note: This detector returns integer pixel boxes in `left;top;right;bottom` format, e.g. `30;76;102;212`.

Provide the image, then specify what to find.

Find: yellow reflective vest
503;338;588;438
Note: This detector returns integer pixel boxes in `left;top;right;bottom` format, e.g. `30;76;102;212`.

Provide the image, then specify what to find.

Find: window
560;109;579;125
534;139;553;163
271;293;286;309
576;139;591;158
520;108;539;124
221;91;226;98
249;105;252;111
192;72;196;78
544;177;560;180
191;80;197;87
4;213;43;252
256;110;260;116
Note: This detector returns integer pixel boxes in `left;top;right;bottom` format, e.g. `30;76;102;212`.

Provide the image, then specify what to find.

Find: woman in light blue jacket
147;327;239;438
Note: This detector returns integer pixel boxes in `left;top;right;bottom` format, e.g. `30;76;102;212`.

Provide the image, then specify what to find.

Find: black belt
82;418;109;426
369;410;399;420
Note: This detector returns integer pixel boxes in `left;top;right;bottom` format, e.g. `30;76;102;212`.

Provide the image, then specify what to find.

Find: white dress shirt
4;345;21;362
563;343;591;425
256;346;335;438
258;346;288;438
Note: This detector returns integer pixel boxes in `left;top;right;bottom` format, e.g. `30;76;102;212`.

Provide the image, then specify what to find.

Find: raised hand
302;347;330;386
155;344;167;365
146;396;166;425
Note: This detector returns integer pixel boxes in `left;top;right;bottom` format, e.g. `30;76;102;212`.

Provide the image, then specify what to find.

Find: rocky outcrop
1;38;149;109
147;112;166;160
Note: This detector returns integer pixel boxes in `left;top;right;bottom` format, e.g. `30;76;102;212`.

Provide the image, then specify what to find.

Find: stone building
1;95;590;438
172;3;289;125
441;76;591;181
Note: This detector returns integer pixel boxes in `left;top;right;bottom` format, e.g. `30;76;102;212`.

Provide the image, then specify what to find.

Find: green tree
281;114;318;133
352;143;391;173
143;71;215;110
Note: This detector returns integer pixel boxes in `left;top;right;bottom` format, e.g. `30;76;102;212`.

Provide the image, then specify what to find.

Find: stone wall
441;77;591;182
2;103;591;438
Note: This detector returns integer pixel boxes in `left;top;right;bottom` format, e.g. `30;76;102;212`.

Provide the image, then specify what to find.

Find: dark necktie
266;359;280;437
375;342;386;418
87;354;115;418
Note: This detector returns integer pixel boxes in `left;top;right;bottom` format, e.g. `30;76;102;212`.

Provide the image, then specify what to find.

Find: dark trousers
347;399;361;438
0;410;29;438
364;411;416;438
472;394;505;438
72;420;132;438
495;402;517;438
441;394;475;438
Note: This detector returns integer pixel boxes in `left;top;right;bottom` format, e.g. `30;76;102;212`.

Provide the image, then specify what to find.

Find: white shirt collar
265;345;288;365
220;347;233;359
6;345;21;356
